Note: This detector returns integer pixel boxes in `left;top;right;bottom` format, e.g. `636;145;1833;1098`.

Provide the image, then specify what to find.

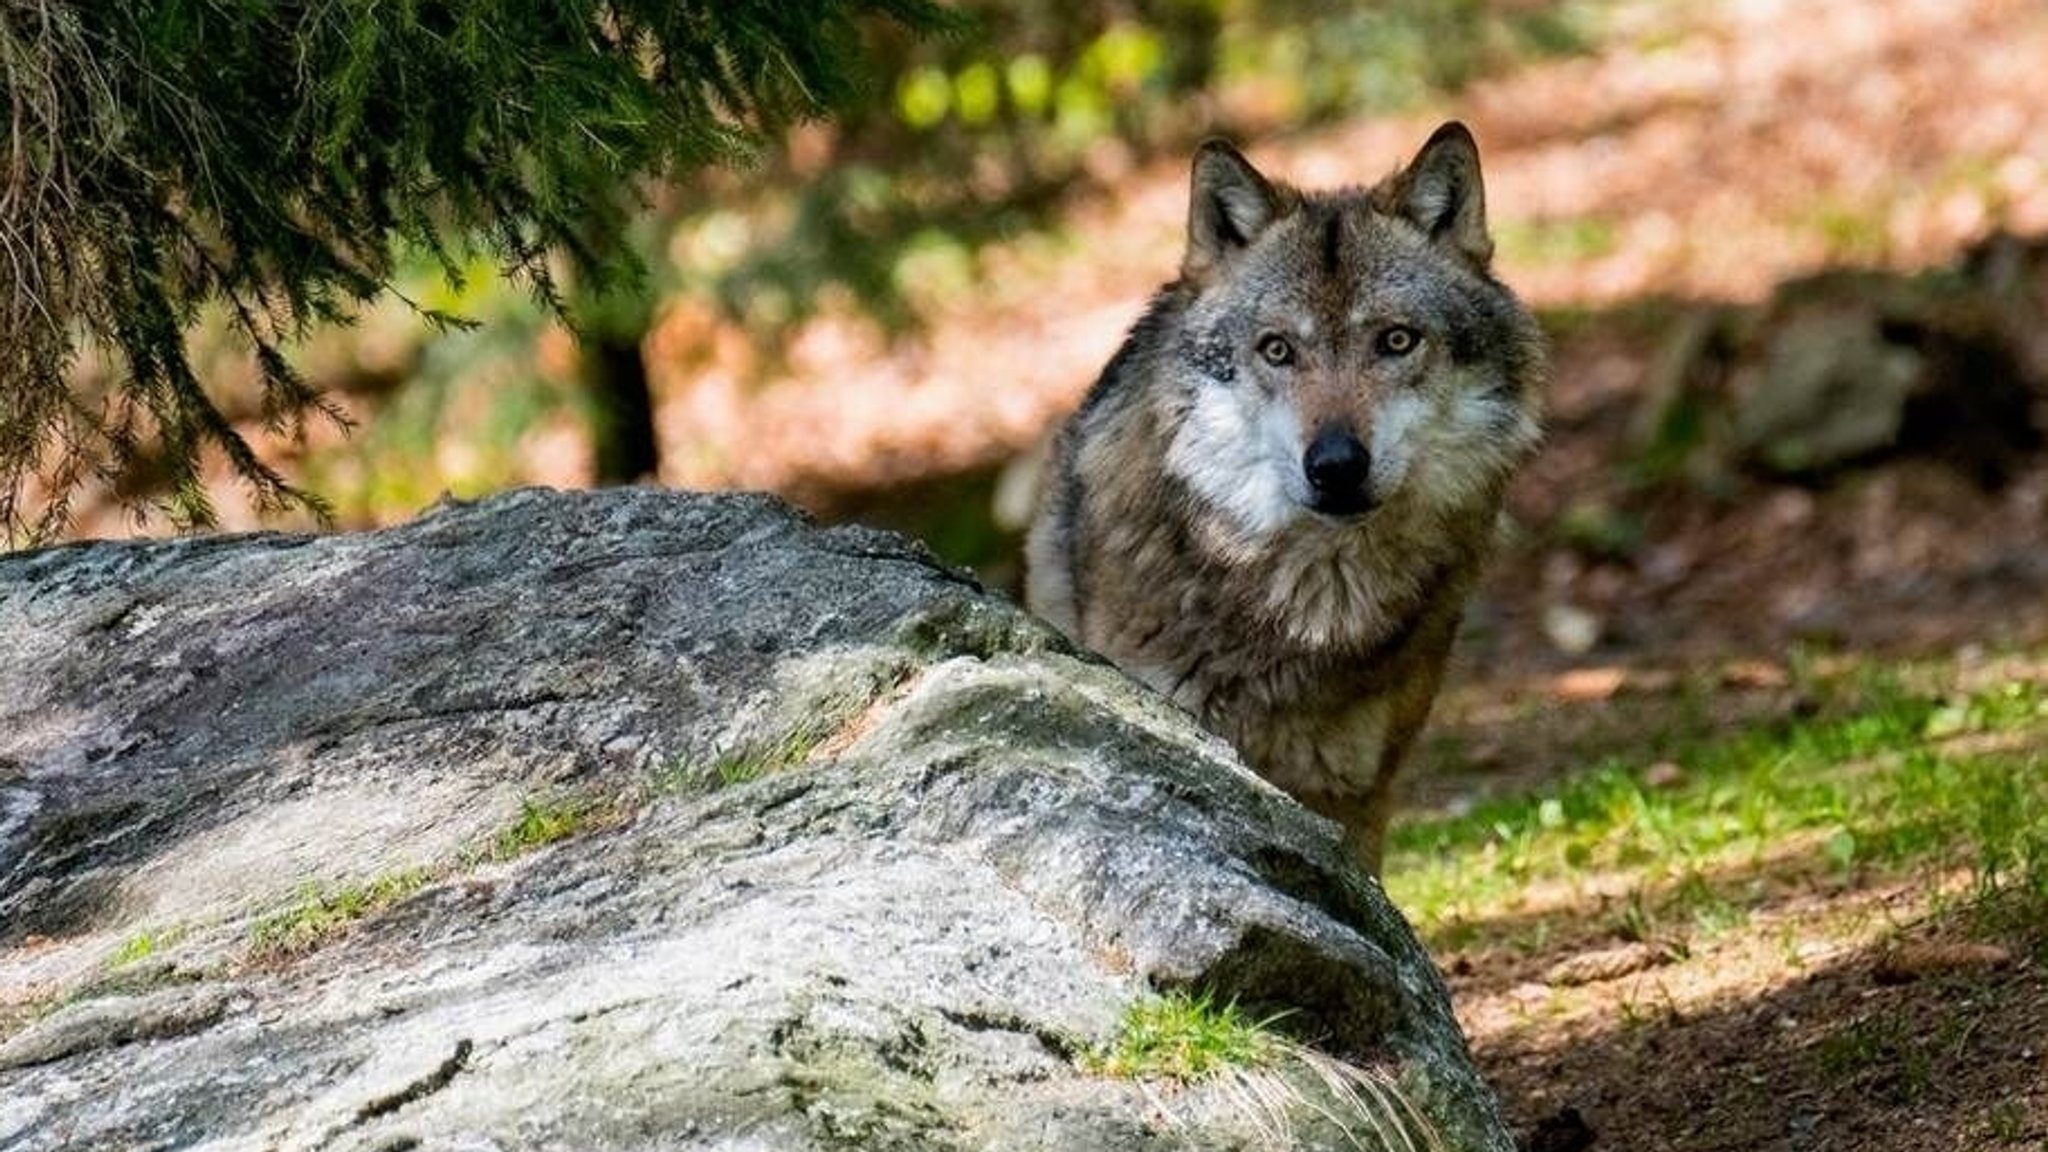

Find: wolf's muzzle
1304;427;1375;516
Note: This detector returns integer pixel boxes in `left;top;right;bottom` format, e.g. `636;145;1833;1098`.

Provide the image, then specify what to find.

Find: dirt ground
1468;885;2048;1152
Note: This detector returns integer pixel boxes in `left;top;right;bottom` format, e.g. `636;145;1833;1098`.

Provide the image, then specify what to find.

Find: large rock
0;488;1512;1151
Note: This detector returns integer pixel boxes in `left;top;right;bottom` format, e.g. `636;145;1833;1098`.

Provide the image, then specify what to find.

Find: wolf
1026;123;1545;873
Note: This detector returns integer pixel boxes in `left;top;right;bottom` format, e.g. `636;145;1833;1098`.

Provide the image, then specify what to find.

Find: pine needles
0;0;957;541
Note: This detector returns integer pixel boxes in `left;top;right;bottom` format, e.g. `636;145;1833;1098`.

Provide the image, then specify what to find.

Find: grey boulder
0;488;1511;1151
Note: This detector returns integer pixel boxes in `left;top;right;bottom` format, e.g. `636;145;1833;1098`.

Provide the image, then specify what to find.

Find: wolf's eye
1256;334;1295;367
1377;326;1420;356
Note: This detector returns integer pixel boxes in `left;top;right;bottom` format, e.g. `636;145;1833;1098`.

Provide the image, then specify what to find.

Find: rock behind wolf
1027;123;1545;872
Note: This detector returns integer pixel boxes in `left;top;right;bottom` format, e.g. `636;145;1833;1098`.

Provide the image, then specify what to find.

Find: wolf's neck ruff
1026;123;1545;872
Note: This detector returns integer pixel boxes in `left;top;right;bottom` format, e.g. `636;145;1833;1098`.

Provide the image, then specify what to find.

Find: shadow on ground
1480;890;2047;1152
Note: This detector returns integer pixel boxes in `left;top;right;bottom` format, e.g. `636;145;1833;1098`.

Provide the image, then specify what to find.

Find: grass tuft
108;931;159;969
1085;991;1448;1150
653;725;832;793
1085;990;1283;1082
489;795;602;859
1816;1014;1935;1101
720;726;828;786
247;869;430;961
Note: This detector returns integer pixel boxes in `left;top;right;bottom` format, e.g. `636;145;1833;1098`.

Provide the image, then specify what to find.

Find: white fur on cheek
1453;386;1539;455
1166;380;1305;539
1368;390;1426;501
1259;395;1315;508
1405;373;1540;512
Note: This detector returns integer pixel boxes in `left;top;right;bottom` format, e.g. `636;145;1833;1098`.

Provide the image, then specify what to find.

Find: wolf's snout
1303;427;1374;515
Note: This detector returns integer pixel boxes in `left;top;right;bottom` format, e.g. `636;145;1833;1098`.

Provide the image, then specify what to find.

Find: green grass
106;923;192;972
1815;1012;1940;1102
247;869;431;961
108;931;161;969
658;725;832;792
234;790;619;964
489;795;603;859
711;745;778;787
1496;215;1620;267
644;689;903;795
1985;1100;2026;1142
1389;670;2048;947
1085;991;1284;1082
1082;992;1448;1149
1802;199;1891;265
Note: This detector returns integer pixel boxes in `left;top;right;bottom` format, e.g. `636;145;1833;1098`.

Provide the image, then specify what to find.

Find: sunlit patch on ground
1400;652;2048;1150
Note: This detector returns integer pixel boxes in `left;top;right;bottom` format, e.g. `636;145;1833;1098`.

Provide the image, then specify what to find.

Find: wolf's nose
1304;428;1374;514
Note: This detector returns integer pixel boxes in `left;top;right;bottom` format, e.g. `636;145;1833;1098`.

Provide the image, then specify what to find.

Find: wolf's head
1158;124;1544;549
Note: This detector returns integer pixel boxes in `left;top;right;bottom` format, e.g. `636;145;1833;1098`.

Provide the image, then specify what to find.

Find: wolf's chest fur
1044;389;1491;797
1026;124;1544;869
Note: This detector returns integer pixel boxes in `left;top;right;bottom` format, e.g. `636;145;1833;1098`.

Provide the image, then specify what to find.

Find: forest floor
1398;650;2048;1152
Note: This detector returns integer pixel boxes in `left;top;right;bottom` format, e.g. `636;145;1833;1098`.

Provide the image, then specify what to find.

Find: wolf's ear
1185;140;1283;277
1389;122;1493;266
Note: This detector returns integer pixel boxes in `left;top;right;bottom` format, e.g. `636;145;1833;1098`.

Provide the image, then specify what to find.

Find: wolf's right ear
1185;140;1283;278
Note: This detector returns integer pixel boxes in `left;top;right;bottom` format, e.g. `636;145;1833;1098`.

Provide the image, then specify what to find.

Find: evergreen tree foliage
0;0;956;540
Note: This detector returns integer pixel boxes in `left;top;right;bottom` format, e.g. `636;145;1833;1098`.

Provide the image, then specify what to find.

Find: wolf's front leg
1298;787;1399;876
1302;656;1447;875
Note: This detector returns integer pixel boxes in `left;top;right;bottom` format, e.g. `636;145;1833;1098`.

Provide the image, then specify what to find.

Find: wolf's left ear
1389;122;1493;266
1185;140;1284;278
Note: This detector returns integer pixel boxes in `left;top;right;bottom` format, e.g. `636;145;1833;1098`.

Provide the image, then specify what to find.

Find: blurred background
55;0;2048;671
